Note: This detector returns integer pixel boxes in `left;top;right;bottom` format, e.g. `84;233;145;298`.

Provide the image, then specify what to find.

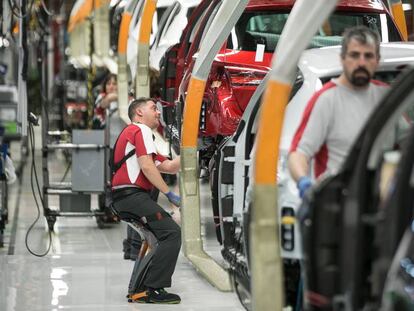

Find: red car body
160;0;402;149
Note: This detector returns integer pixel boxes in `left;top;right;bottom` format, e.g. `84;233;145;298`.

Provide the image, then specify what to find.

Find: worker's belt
112;187;148;202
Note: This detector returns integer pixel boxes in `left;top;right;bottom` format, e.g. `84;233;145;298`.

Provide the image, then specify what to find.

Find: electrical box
72;129;106;192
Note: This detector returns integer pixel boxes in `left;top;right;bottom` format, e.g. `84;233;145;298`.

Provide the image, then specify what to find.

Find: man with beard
288;26;387;198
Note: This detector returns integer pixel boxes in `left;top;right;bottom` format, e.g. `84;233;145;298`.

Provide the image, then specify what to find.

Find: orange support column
117;2;135;122
135;0;157;97
178;0;249;292
181;78;206;148
389;0;408;40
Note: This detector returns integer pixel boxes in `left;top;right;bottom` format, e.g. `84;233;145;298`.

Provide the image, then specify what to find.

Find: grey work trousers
113;190;181;289
123;188;160;257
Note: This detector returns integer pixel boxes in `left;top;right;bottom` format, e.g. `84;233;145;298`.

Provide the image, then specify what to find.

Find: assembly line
1;0;414;310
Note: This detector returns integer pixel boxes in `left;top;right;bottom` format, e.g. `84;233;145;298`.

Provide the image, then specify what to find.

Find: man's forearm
157;156;180;174
142;164;170;193
139;156;170;193
288;151;310;182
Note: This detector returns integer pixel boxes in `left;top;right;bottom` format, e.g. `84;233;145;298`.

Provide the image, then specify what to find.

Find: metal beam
135;0;157;97
179;0;249;292
117;0;139;122
93;0;110;58
387;0;408;40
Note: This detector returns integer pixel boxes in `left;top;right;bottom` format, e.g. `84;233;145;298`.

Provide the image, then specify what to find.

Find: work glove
297;176;312;199
165;191;181;207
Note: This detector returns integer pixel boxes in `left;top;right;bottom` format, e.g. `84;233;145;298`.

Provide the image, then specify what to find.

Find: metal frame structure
387;0;408;40
40;111;109;230
135;0;158;98
251;0;339;309
117;0;140;122
179;0;249;292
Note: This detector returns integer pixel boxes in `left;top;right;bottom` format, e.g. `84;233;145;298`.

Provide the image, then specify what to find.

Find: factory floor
0;125;244;311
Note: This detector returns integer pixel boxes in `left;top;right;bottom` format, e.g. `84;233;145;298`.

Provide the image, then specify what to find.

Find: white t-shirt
290;78;388;178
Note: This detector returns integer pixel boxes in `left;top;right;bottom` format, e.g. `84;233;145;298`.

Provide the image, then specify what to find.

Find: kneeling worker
112;97;181;304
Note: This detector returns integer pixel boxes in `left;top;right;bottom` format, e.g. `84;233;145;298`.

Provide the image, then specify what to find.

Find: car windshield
231;11;401;53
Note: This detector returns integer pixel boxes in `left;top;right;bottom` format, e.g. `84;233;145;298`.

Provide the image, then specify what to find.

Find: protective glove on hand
164;191;181;207
297;176;312;199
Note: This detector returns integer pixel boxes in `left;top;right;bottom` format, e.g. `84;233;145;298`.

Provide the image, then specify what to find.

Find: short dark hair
341;26;380;59
101;73;117;93
128;97;152;121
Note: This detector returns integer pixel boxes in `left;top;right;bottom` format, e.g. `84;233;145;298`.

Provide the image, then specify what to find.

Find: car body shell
211;42;414;309
127;0;176;80
150;0;201;71
214;42;414;262
160;0;402;150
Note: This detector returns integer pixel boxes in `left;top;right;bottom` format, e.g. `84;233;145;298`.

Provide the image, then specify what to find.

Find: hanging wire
7;0;35;19
40;0;64;17
25;123;52;257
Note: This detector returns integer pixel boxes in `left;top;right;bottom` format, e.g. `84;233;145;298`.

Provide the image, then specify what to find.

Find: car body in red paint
159;0;402;158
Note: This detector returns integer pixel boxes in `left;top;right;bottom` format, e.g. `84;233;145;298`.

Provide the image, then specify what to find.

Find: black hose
24;123;52;257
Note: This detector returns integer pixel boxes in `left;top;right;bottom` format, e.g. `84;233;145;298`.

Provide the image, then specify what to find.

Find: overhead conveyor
67;0;93;69
179;0;249;292
117;0;156;123
387;0;408;41
117;0;140;123
250;0;339;310
68;0;113;69
93;0;111;61
135;0;157;98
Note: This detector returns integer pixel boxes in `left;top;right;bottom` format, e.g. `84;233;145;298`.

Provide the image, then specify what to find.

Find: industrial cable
30;123;43;205
60;161;71;182
295;277;303;311
21;0;57;257
24;122;52;257
7;0;35;19
39;0;64;17
0;1;3;35
87;16;96;129
33;8;49;35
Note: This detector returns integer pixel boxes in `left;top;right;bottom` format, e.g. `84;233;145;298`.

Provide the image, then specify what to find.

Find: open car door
380;124;414;311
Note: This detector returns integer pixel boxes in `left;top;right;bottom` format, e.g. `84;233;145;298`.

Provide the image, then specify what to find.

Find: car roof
177;0;201;6
300;42;414;77
246;0;387;11
157;0;176;7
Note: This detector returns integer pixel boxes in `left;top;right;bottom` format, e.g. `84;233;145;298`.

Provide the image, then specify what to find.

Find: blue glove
165;191;181;207
297;176;312;198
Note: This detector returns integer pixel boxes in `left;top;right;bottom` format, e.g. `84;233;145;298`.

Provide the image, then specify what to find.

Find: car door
150;1;178;51
159;0;218;103
379;124;414;311
158;0;221;148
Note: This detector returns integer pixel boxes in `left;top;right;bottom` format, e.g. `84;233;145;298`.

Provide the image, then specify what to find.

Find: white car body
149;0;201;71
216;42;414;261
127;0;175;79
